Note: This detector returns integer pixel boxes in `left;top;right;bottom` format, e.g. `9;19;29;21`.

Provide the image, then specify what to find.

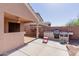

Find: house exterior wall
0;32;24;54
0;3;38;54
0;3;37;22
0;3;38;34
0;10;4;34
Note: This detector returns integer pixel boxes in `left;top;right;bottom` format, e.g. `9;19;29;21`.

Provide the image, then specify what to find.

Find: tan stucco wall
0;3;38;54
20;23;24;32
0;3;38;33
0;3;37;22
0;10;4;34
0;32;24;54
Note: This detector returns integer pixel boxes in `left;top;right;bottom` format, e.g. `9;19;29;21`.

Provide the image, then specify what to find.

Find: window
8;22;20;32
60;34;63;37
53;29;60;34
64;34;68;37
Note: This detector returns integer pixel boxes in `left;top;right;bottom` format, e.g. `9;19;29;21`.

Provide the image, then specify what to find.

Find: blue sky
30;3;79;26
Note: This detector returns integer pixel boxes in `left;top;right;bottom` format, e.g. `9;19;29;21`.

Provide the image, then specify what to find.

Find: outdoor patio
24;37;36;43
8;38;69;56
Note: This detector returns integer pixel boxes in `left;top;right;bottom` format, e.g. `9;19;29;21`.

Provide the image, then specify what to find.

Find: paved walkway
8;39;69;56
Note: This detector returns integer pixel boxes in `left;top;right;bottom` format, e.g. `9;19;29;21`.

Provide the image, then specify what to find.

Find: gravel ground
66;44;79;56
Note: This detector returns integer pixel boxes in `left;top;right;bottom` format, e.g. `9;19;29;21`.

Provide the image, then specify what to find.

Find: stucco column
36;23;39;38
0;11;4;34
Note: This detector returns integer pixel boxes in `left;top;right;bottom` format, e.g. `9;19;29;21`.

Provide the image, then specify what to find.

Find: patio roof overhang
28;22;49;27
27;22;49;38
4;12;34;23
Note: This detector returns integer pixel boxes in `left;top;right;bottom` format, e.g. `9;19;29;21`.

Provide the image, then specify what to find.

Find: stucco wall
0;3;37;54
0;10;4;34
0;3;37;22
0;32;24;54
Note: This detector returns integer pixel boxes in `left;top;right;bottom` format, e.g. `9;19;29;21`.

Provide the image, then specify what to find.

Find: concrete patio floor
8;39;69;56
24;37;36;43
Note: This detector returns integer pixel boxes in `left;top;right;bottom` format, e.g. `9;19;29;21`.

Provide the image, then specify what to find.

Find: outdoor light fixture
17;17;21;23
